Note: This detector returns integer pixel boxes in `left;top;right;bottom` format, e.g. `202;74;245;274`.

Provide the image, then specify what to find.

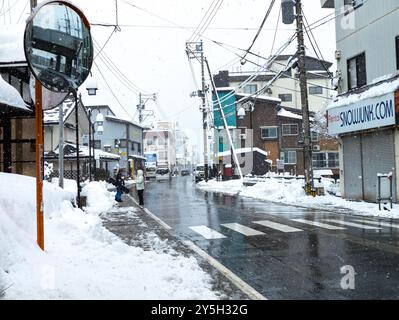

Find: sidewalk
100;192;250;300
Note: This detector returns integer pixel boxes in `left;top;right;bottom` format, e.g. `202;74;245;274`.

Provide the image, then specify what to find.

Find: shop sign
327;92;397;135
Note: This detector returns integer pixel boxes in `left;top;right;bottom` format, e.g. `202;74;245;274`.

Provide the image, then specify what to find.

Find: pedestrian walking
115;169;124;203
136;169;145;206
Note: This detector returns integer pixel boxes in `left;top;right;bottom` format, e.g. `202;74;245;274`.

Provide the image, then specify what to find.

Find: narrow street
143;176;399;300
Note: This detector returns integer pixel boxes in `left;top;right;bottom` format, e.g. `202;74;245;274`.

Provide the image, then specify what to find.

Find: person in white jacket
136;169;145;206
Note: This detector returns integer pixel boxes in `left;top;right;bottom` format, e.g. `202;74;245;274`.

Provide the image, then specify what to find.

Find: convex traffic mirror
24;0;93;93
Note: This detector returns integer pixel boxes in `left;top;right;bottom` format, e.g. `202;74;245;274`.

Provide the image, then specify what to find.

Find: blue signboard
145;152;157;167
213;90;237;128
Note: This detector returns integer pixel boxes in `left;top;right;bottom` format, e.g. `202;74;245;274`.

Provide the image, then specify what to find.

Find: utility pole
295;0;314;194
137;92;156;124
186;40;208;181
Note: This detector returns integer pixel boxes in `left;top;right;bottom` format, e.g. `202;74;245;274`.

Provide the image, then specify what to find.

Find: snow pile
0;173;219;299
197;178;399;219
197;179;244;195
81;181;114;214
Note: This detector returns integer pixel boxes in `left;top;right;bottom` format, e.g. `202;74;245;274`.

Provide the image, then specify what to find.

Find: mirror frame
24;0;93;93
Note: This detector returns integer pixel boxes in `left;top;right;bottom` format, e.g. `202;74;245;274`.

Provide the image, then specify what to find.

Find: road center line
183;240;267;300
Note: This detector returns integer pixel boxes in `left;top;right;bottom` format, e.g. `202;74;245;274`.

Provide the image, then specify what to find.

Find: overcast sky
3;0;336;146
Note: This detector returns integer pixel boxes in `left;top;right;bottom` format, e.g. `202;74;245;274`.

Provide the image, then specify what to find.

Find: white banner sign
327;92;396;135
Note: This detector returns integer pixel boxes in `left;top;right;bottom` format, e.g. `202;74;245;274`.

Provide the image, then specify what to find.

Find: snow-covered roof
105;115;143;128
218;147;268;157
43;100;75;124
327;75;399;110
0;75;30;111
277;108;302;120
49;143;120;160
236;93;282;103
0;24;26;65
313;169;334;178
214;87;236;92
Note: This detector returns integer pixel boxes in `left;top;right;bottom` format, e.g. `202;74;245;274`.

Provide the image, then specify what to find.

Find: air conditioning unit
313;145;321;151
239;134;246;140
266;88;273;94
335;50;342;60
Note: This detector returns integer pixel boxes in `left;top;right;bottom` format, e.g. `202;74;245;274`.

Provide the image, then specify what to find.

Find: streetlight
237;101;255;174
86;77;98;96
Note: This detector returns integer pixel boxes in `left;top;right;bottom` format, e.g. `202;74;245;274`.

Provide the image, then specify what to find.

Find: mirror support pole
35;80;44;251
74;90;81;208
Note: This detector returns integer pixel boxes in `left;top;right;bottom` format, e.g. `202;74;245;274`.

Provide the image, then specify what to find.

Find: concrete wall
334;0;399;92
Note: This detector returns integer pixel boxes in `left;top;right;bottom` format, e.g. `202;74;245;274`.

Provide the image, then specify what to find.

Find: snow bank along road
143;176;399;300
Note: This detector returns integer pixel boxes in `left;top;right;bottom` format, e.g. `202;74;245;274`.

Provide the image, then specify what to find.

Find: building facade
83;104;145;177
143;121;177;171
323;0;399;202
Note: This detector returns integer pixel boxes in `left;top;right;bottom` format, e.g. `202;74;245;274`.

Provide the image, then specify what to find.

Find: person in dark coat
115;169;124;202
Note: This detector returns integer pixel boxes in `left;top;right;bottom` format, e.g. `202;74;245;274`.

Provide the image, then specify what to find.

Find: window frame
243;84;258;94
396;36;399;70
281;150;297;165
282;123;299;136
309;86;323;95
261;126;278;139
278;93;293;102
347;52;367;90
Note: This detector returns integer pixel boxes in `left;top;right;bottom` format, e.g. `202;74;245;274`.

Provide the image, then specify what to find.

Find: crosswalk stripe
291;219;346;230
353;219;399;229
253;220;303;233
189;226;227;239
221;223;265;236
322;219;382;230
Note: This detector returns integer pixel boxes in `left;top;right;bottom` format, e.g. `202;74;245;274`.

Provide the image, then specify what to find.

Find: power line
242;0;275;61
16;0;28;23
188;0;218;42
192;0;224;42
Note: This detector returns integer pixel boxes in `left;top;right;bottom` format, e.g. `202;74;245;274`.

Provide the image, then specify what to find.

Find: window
104;146;111;152
309;86;323;95
278;93;293;102
244;84;258;94
347;52;366;90
131;143;135;151
311;131;320;142
327;152;339;168
147;140;153;146
396;36;399;70
138;143;141;153
312;153;327;168
94;140;101;149
261;127;278;139
281;151;297;165
282;124;298;136
312;152;339;168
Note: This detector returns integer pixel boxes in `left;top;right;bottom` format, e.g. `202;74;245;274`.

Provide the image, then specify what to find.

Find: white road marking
184;240;267;300
323;219;382;230
353;219;399;229
291;219;346;230
221;223;265;236
128;195;172;230
189;226;227;239
253;220;303;233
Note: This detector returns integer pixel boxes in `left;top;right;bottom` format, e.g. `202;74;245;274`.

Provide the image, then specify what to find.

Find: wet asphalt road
143;176;399;300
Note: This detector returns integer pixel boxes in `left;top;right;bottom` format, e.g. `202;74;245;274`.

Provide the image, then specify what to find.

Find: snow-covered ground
0;173;219;299
197;178;399;219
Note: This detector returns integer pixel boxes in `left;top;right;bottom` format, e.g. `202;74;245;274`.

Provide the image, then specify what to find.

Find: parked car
180;170;190;176
156;168;171;182
145;167;157;180
194;164;205;183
